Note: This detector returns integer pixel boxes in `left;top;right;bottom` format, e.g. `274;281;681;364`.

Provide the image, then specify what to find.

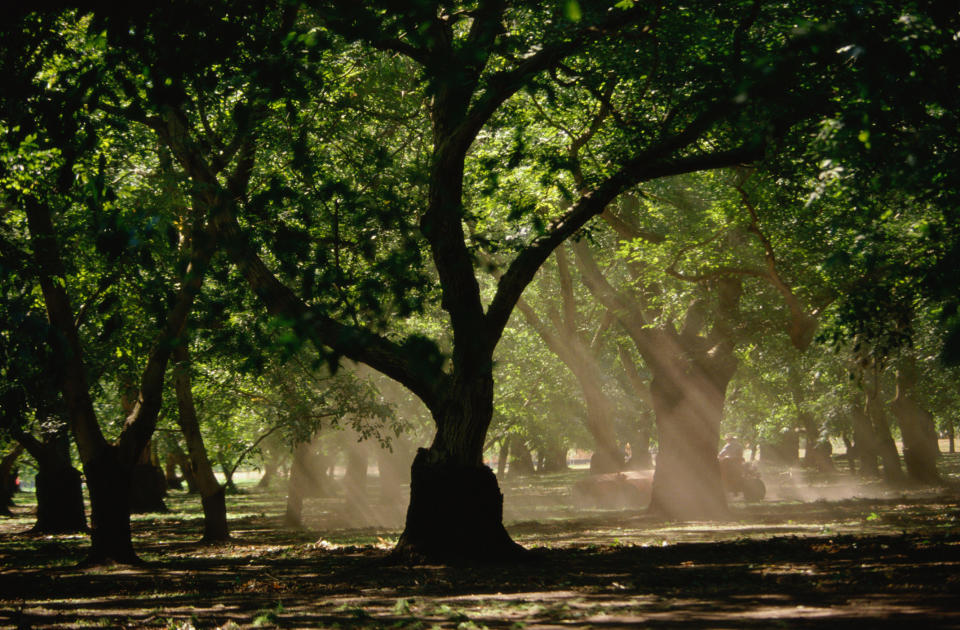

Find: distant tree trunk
864;368;905;484
284;440;328;528
0;445;24;515
648;356;732;520
164;452;183;490
644;283;741;521
28;429;88;534
129;441;168;514
496;438;509;478
514;258;624;476
948;421;956;454
573;243;740;520
851;406;881;477
257;446;283;490
537;439;569;473
219;459;237;493
172;344;229;541
170;443;200;493
891;360;941;484
507;435;536;477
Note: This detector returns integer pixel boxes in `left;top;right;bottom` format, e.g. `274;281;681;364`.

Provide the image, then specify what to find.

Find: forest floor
2;454;960;629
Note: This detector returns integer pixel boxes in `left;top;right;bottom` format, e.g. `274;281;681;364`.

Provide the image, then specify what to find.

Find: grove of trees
1;0;957;566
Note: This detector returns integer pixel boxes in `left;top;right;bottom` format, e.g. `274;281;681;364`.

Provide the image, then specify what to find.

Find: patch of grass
252;601;285;627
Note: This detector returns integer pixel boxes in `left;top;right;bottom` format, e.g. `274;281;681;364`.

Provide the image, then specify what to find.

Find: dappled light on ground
2;460;959;628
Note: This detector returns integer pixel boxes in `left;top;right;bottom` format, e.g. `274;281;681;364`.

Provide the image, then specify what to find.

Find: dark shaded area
1;529;958;628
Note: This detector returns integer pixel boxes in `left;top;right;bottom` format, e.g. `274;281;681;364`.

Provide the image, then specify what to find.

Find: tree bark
647;354;732;520
170;443;200;493
864;368;904;484
284;440;328;528
164;452;183;490
0;445;24;515
507;435;536;477
129;441;168;514
891;361;941;485
172;343;230;542
538;440;569;473
392;375;525;564
30;431;88;533
84;446;138;565
851;406;881;477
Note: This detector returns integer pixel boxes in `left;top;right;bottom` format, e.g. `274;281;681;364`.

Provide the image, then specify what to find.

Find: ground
2;454;960;629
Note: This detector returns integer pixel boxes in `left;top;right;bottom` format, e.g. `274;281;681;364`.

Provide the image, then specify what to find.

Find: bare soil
2;457;960;629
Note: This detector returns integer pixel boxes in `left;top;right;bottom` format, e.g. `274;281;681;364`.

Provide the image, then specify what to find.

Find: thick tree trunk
12;428;87;532
173;344;230;542
648;368;729;520
538;440;569;473
507;435;536;477
284;441;325;528
891;364;941;485
34;465;87;532
32;437;88;534
392;376;525;564
83;446;138;565
625;422;653;470
129;441;168;514
851;407;881;477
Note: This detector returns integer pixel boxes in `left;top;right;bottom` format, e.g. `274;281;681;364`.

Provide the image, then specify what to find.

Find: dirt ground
2;457;960;629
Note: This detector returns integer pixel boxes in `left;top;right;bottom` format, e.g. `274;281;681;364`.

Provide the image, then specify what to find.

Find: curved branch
486;143;762;343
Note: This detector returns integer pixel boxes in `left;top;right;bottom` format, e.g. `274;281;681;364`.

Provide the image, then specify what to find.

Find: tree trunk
31;432;87;533
891;362;941;484
171;446;200;493
538;439;569;473
164;452;183;490
0;445;23;515
851;406;881;477
648;367;729;520
284;440;324;528
948;421;956;454
496;438;509;478
392;375;524;564
173;344;230;542
34;464;87;533
257;446;283;490
864;371;904;484
83;446;138;565
507;435;536;477
129;441;168;514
